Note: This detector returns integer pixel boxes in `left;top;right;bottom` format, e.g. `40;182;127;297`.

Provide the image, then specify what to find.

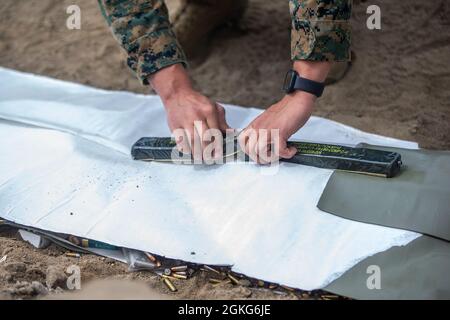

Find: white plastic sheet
0;68;420;290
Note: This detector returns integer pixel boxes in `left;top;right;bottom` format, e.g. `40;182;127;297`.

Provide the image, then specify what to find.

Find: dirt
0;0;449;299
0;226;302;300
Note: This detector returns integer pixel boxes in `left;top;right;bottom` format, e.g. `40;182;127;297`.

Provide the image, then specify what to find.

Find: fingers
186;122;205;163
205;107;221;137
239;128;296;164
177;121;297;164
173;128;190;155
171;103;233;163
254;130;279;165
203;127;223;163
200;104;232;162
183;120;222;163
256;130;270;164
279;140;297;159
206;104;232;135
238;128;254;163
259;130;283;164
194;120;210;163
216;104;232;132
178;126;193;161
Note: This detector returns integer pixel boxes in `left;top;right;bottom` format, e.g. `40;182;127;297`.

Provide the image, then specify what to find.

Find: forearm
284;61;331;127
289;0;352;62
97;0;187;85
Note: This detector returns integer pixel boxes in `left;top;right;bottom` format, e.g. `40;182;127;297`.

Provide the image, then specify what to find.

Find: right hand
149;64;231;161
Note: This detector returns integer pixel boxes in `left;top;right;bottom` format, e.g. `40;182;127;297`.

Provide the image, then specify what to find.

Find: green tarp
318;145;450;241
325;236;450;299
320;145;450;299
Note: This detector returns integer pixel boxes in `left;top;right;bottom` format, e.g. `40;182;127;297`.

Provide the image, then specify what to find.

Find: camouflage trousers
99;0;352;85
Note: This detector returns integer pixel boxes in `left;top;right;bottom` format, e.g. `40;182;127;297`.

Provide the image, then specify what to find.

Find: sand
0;0;449;299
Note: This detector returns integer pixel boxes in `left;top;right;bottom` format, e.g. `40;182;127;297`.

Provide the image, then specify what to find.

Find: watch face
283;70;296;93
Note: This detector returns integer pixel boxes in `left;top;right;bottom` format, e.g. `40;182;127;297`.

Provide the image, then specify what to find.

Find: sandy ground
0;0;449;299
0;226;302;300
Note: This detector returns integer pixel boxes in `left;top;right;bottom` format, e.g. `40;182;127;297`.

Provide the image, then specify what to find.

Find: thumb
279;144;297;159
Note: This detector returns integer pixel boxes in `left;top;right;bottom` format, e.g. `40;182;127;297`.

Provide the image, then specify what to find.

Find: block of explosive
131;137;402;178
284;142;402;178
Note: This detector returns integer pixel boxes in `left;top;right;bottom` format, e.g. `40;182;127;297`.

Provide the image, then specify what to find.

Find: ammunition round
208;278;222;284
162;278;177;292
212;279;232;287
65;252;81;258
144;252;158;263
161;274;178;281
133;260;156;269
81;239;90;247
202;265;221;275
172;273;188;280
227;274;240;285
170;265;188;272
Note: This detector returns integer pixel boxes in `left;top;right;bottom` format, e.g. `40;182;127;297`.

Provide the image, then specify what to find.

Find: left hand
238;91;316;164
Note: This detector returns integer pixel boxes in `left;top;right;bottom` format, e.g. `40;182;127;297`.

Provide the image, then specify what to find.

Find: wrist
149;64;194;103
293;60;332;83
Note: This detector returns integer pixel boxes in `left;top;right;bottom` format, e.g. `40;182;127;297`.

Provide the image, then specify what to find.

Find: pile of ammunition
1;219;344;299
2;219;344;300
199;265;344;300
127;250;346;299
156;265;195;292
137;252;196;293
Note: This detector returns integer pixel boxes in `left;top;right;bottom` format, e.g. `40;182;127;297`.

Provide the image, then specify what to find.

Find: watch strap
293;75;325;98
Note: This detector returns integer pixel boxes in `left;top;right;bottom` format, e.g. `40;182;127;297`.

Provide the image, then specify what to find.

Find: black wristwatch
283;69;325;98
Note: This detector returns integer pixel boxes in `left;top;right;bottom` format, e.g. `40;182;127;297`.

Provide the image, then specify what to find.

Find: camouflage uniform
290;0;352;62
98;0;352;85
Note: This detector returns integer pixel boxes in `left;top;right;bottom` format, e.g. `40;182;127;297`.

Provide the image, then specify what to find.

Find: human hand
238;60;331;164
238;91;315;164
150;64;230;162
